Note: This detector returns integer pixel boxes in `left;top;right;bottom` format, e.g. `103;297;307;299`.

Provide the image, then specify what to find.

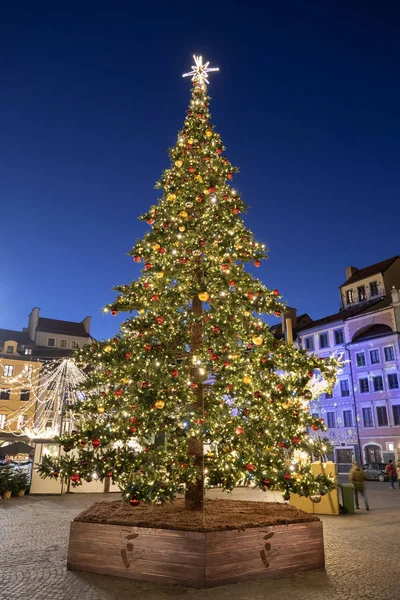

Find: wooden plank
70;520;204;539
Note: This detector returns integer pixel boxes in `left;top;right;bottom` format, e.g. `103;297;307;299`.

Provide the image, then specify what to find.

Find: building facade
295;256;400;472
0;308;92;436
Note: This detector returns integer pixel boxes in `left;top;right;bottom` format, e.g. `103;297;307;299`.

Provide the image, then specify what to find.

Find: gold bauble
138;309;144;314
121;378;130;384
194;175;203;182
198;292;210;302
97;405;105;414
205;129;213;138
167;193;177;202
104;345;112;353
243;376;252;385
179;210;188;218
179;226;186;232
252;336;263;346
157;271;165;279
204;188;211;195
152;243;161;251
244;311;251;317
175;160;183;168
188;138;194;145
155;400;165;409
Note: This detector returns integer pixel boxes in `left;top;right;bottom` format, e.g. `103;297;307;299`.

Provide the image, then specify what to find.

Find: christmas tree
39;57;338;509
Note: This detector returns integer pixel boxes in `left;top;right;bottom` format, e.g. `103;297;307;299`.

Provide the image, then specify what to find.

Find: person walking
349;461;369;510
385;460;397;489
397;458;400;489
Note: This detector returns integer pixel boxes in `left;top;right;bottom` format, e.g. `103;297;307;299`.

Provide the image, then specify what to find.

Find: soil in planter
74;499;319;532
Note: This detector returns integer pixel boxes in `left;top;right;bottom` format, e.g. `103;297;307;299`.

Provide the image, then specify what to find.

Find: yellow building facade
0;337;42;433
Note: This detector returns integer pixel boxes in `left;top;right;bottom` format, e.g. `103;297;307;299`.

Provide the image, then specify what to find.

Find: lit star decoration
182;55;219;86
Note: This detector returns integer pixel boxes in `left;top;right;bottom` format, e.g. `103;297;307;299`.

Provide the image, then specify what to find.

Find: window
363;407;373;428
356;352;366;367
346;290;354;305
370;281;378;297
359;378;369;393
319;333;329;349
325;391;333;399
326;412;335;428
365;444;382;463
3;365;14;377
0;389;10;400
47;338;55;347
392;406;400;426
6;345;13;354
358;285;366;302
340;380;350;397
373;376;384;392
0;414;6;429
71;341;78;349
304;336;314;351
16;415;27;429
334;329;344;345
311;412;319;419
60;339;67;349
25;366;33;378
336;449;354;464
376;406;388;427
20;390;30;401
384;346;395;362
343;410;353;427
370;349;380;364
388;373;399;390
24;348;32;355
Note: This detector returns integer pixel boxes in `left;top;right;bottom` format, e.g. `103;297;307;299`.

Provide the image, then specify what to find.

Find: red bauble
273;289;279;296
130;417;137;423
209;186;216;193
229;280;235;286
308;371;313;378
141;381;149;389
190;382;198;389
284;473;291;481
147;218;154;225
144;263;152;270
92;439;101;448
196;196;203;203
253;391;262;399
106;471;113;478
158;247;166;254
217;148;222;154
143;282;150;289
227;384;234;391
235;427;244;435
171;369;179;378
246;464;255;471
111;310;118;316
254;260;261;267
221;264;229;271
211;354;219;361
213;326;220;334
223;361;230;367
263;478;271;488
156;316;164;324
130;497;140;507
247;292;254;299
129;426;137;434
274;311;281;317
151;294;159;301
277;383;284;391
199;239;206;246
278;442;285;448
227;173;233;179
125;352;132;360
133;256;141;263
115;389;123;397
233;207;239;215
292;437;301;444
189;166;195;173
145;344;151;351
311;425;319;431
71;474;80;483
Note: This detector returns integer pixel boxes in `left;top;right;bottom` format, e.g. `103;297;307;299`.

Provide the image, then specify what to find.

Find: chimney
345;266;358;281
81;316;91;334
281;307;297;333
28;307;40;341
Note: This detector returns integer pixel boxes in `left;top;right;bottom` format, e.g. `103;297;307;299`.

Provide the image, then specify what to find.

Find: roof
341;256;399;287
0;328;32;346
37;317;89;338
0;441;34;457
33;347;74;359
298;297;390;334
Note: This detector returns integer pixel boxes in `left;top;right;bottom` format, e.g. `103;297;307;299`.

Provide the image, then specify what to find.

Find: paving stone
1;481;400;599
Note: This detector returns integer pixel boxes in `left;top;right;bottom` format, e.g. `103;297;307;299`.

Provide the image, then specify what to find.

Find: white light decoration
182;55;219;86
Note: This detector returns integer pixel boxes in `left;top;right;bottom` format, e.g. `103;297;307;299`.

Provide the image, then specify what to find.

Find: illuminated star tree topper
182;55;219;85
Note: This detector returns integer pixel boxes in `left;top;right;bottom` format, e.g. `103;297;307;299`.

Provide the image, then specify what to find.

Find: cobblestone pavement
1;482;400;600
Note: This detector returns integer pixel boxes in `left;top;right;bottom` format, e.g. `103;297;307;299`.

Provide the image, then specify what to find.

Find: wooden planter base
67;519;324;588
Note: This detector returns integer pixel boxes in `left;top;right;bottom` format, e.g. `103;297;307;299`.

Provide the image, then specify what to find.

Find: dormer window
346;290;354;305
6;345;13;354
358;285;366;302
370;281;378;297
24;348;32;355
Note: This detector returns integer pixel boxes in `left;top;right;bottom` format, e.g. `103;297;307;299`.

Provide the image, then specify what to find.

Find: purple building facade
295;256;400;473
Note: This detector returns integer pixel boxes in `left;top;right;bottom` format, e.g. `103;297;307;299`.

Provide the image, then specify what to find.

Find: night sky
1;2;400;341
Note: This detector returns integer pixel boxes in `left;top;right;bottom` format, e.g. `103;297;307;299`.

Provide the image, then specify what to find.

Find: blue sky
1;1;400;340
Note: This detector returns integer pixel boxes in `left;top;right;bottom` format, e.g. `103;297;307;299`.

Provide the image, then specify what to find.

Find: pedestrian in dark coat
349;461;369;510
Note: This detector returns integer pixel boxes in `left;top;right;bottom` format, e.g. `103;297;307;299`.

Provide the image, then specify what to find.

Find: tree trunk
185;294;205;510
